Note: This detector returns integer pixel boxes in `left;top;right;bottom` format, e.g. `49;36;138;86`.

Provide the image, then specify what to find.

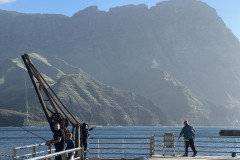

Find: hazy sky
0;0;239;40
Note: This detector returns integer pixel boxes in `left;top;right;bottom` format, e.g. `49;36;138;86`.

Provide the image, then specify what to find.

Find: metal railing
12;135;240;159
88;137;153;159
13;143;82;160
25;148;82;160
153;135;240;156
13;143;52;160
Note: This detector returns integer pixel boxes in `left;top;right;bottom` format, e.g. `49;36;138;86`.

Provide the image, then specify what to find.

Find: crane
21;53;84;157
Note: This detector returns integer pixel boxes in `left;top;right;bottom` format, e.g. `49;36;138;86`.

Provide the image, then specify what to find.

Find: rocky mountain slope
52;73;169;126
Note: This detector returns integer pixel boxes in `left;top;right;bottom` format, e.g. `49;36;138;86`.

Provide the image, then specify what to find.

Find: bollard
150;135;155;157
232;152;236;157
13;148;17;160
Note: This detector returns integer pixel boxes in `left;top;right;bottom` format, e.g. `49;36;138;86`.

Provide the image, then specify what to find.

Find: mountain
61;0;240;108
1;0;240;126
52;73;169;126
0;109;25;126
0;54;170;126
64;0;240;124
1;53;237;126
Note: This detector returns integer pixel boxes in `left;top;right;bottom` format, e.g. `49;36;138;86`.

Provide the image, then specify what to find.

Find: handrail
90;137;150;139
25;147;82;160
153;135;240;156
88;137;152;159
14;143;46;150
155;135;240;138
88;135;240;158
13;135;240;159
13;143;54;160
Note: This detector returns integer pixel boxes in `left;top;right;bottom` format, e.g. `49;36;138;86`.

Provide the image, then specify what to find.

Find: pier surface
148;155;238;160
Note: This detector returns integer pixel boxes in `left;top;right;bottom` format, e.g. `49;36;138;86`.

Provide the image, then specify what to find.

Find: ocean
0;126;240;159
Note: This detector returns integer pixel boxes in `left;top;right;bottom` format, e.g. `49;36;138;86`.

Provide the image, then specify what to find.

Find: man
46;123;65;160
178;120;197;157
81;123;96;158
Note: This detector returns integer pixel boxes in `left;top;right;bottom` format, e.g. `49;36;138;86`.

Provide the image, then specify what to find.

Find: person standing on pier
46;123;66;160
81;123;96;158
66;133;75;160
178;120;197;157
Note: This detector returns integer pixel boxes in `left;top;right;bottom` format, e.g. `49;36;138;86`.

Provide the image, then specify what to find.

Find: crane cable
24;65;29;121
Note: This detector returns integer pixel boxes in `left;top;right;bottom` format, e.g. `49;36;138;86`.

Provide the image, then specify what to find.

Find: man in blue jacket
178;120;197;157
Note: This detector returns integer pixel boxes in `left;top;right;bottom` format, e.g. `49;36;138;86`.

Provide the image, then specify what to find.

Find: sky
0;0;239;40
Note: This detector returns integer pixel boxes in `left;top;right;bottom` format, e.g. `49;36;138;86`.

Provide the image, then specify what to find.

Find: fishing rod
3;117;47;141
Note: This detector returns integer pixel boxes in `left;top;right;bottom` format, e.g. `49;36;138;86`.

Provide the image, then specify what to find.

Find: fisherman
178;120;197;157
81;123;96;158
46;123;65;160
66;133;74;160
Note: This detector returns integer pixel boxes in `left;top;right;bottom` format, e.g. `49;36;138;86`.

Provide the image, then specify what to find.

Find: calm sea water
0;126;239;159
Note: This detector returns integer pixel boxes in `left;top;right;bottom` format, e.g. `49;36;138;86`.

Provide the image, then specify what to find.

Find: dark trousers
55;155;62;160
55;149;64;160
83;139;87;157
185;139;197;155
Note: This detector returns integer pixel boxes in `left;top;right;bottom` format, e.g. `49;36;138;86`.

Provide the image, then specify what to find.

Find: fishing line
0;153;14;158
0;153;28;159
86;149;97;159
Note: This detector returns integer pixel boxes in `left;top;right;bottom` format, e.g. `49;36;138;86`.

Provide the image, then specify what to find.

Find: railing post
33;145;37;157
13;147;17;160
150;135;155;157
98;138;100;159
48;145;52;160
122;139;125;158
75;124;81;159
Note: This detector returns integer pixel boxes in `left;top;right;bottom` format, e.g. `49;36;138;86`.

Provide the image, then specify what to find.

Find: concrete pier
148;155;238;160
219;130;240;136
